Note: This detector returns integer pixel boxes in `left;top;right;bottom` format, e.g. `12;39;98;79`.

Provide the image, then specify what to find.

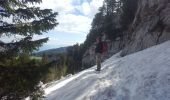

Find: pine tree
0;0;58;61
0;0;58;99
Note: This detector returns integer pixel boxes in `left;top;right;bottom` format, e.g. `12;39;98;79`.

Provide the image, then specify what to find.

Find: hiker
95;36;103;71
95;32;110;71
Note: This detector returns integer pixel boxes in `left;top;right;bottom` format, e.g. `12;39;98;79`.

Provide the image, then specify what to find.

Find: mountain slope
44;41;170;100
34;47;68;56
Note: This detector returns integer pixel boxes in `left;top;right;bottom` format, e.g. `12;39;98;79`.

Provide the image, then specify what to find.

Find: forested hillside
34;47;68;56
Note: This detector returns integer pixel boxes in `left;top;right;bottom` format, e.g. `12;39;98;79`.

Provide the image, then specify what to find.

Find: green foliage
0;0;58;99
18;53;31;64
42;53;68;82
33;47;67;56
66;44;83;74
30;56;42;61
42;53;49;65
41;45;84;83
0;59;48;100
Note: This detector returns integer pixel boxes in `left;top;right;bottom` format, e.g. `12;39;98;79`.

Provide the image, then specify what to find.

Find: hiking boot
95;69;101;71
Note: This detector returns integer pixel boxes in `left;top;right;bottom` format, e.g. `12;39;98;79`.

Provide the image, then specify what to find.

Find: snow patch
44;41;170;100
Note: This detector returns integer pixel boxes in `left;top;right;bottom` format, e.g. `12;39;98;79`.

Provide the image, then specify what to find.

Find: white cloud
0;34;23;43
32;35;47;40
89;0;104;16
75;0;104;18
47;37;83;47
56;14;92;34
40;0;74;13
82;2;91;15
90;0;104;8
38;0;104;35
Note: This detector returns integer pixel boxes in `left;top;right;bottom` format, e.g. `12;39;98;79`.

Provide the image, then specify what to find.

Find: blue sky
36;0;104;51
0;0;104;51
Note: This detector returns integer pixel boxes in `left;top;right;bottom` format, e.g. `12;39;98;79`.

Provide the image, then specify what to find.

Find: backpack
95;41;108;54
102;41;108;53
95;42;103;53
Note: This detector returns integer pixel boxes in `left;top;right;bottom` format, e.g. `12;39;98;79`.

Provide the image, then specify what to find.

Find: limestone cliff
121;0;170;56
82;0;170;67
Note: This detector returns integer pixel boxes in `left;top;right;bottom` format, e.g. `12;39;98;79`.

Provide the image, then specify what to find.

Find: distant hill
34;47;68;56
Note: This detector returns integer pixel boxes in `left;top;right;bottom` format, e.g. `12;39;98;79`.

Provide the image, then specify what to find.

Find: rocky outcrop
121;0;170;56
82;0;170;67
82;44;96;68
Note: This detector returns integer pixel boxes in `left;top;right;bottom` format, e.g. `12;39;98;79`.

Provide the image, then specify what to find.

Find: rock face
121;0;170;56
82;44;96;68
82;0;170;67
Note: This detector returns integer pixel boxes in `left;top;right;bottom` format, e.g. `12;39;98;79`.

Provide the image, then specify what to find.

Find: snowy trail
44;53;120;100
44;41;170;100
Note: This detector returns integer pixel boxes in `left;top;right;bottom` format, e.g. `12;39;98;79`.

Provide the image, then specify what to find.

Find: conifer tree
0;0;58;60
0;0;58;99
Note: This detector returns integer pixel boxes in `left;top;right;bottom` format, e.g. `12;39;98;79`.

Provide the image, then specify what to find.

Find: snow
44;41;170;100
